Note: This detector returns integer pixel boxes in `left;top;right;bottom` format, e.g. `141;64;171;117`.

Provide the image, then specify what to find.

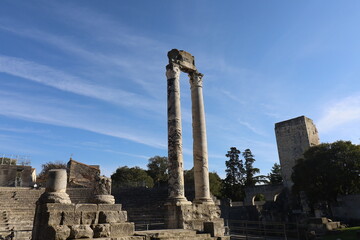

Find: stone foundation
32;203;135;240
165;202;228;239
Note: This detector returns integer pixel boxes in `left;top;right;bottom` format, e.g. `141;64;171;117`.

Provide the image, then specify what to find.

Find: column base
193;197;214;205
165;197;192;206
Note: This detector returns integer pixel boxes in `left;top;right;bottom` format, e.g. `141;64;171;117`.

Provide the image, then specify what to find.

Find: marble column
189;71;213;204
166;63;188;204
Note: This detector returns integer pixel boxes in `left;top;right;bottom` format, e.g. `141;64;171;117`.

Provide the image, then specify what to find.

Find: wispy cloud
0;92;166;149
317;94;360;132
0;55;163;112
238;120;267;136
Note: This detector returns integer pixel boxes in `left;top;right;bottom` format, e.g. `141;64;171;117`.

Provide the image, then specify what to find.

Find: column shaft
189;72;213;204
166;64;188;203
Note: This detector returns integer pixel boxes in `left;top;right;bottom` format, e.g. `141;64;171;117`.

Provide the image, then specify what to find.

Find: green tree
222;147;245;201
111;166;154;188
268;163;283;184
209;171;222;198
292;141;360;209
243;149;260;187
146;156;168;186
183;168;223;198
37;161;67;183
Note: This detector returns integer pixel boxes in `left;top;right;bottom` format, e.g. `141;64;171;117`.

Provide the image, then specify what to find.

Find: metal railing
227;220;305;240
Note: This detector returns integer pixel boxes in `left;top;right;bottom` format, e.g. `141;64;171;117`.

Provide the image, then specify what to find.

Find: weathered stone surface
75;204;98;212
94;194;115;204
110;222;134;237
62;211;81;225
70;224;93;239
92;224;111;237
48;211;63;225
166;63;189;204
98;204;122;211
99;211;127;223
203;220;225;237
167;49;196;73
275;116;320;188
81;211;98;224
46;203;75;212
46;169;68;193
39;192;72;204
41;225;70;240
68;158;100;188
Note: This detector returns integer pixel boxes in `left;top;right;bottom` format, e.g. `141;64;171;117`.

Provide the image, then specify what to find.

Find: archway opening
252;193;266;206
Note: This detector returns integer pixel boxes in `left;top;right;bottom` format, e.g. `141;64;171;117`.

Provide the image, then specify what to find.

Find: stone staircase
134;229;218;240
0;187;92;239
0;187;42;239
112;187;168;230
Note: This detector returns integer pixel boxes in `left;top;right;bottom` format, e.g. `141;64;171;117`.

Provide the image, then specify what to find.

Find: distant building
275;116;320;189
67;158;100;188
0;159;36;187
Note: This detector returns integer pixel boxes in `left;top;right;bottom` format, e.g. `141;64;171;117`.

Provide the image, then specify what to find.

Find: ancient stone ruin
165;49;228;239
275;116;320;189
32;169;136;240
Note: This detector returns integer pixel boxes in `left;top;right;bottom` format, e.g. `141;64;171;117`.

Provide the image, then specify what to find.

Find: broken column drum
39;169;71;204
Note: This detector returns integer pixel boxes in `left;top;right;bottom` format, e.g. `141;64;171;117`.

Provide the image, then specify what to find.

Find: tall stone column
189;71;213;204
166;63;188;204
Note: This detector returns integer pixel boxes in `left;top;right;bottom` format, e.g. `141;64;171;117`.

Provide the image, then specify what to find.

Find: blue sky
1;1;360;178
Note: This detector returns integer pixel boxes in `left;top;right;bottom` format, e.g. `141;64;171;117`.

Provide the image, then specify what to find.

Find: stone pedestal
32;203;136;240
165;202;228;239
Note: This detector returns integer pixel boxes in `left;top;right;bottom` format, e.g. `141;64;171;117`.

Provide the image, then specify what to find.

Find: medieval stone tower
275;116;320;189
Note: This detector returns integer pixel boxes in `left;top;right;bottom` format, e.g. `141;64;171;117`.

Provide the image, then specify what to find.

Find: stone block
110;222;134;237
48;211;63;226
45;203;75;212
203;220;225;237
98;204;122;211
81;211;98;224
99;211;127;223
92;224;111;238
62;211;81;225
69;225;94;239
75;204;98;212
111;237;146;240
41;225;70;240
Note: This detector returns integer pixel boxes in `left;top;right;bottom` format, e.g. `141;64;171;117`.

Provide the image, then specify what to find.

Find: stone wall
275;116;320;189
67;159;100;188
331;194;360;224
0;165;35;187
243;184;283;206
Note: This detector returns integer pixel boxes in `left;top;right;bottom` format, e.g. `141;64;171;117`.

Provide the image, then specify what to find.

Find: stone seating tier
0;187;92;240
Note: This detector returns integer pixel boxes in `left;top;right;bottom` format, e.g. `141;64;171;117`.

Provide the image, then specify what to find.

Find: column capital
166;64;181;80
189;71;204;88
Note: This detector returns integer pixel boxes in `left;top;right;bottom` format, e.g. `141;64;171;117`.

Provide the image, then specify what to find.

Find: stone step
134;230;216;240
